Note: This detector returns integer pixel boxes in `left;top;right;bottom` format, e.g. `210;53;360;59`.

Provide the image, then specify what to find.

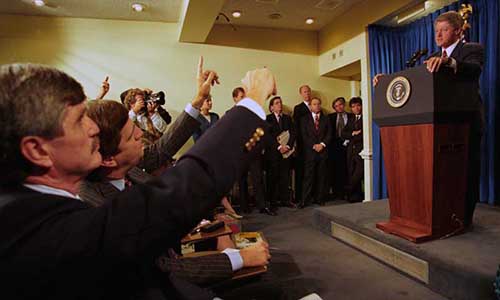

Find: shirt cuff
236;97;266;120
184;103;200;119
222;248;244;271
128;110;137;121
320;142;326;148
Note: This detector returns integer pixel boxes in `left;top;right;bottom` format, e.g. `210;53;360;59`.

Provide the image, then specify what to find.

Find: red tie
314;114;320;132
441;50;448;59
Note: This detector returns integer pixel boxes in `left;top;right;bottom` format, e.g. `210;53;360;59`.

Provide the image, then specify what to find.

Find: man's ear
19;136;53;169
101;156;118;168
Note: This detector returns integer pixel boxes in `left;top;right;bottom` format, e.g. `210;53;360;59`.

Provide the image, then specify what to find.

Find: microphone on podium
406;48;428;68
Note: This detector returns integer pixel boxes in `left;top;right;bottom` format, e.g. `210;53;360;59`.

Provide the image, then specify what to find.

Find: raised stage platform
312;200;500;300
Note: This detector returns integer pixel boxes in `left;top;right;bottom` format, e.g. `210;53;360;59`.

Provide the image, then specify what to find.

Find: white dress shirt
23;183;81;200
442;39;460;72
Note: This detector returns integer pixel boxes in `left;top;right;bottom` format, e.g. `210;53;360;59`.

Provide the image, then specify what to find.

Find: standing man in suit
293;85;313;204
341;97;364;202
300;97;331;207
265;96;296;213
373;11;484;227
230;87;267;215
328;97;354;200
0;61;275;299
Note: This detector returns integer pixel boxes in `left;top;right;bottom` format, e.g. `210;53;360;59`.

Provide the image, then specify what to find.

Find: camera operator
144;88;172;127
124;88;166;144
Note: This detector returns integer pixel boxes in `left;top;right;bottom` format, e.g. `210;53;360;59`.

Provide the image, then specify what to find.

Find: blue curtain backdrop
368;0;499;205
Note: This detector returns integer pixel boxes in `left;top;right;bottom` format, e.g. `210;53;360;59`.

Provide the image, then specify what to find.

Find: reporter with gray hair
0;59;276;300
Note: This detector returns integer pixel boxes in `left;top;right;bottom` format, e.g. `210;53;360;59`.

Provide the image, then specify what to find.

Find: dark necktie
441;50;448;59
337;113;345;138
314;114;320;132
124;176;133;188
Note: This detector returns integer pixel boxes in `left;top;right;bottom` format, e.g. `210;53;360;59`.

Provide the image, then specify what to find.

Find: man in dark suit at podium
373;11;484;227
293;85;312;204
265;96;296;212
300;97;331;207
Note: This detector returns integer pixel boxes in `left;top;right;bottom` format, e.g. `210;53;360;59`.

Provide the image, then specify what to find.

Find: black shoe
260;207;277;216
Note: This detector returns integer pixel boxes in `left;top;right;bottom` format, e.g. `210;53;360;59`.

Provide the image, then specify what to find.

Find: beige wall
0;14;351;154
206;24;318;56
319;0;416;54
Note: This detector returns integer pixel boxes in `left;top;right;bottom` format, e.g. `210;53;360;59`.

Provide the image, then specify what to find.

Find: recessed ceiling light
305;18;315;25
232;11;242;18
131;3;145;12
32;0;45;7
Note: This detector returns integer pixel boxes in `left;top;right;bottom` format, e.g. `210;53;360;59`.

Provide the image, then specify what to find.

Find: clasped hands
192;56;277;109
313;144;325;153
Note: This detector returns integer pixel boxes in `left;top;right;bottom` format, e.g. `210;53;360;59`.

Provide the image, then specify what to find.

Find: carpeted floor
222;202;447;300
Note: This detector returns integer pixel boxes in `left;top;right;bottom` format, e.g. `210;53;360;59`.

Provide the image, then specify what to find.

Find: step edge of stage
330;221;430;284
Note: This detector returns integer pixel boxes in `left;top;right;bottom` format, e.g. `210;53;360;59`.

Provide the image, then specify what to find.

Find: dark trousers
294;153;304;204
346;147;364;202
266;157;291;207
329;141;348;199
239;158;266;211
464;114;483;226
301;155;329;205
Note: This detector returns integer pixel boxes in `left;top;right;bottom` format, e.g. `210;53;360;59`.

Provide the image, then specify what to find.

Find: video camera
144;90;166;106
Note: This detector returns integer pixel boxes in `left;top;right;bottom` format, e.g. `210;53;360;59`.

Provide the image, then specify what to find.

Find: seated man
0;60;275;299
82;99;268;286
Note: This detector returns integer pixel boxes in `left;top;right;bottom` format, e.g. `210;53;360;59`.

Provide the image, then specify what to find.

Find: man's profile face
310;98;321;113
113;119;144;171
300;86;311;102
45;102;101;177
435;21;461;48
271;98;282;114
351;103;362;115
333;101;345;113
233;91;245;103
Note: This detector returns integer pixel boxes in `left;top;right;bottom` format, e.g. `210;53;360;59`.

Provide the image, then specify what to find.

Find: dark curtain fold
368;0;499;205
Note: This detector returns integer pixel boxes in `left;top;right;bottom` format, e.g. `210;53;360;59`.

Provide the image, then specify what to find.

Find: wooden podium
373;65;478;243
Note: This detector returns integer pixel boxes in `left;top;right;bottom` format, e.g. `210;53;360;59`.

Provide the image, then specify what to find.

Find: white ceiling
0;0;182;22
217;0;365;31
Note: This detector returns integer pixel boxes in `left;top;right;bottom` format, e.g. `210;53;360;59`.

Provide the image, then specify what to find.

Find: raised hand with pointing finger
96;76;110;100
192;56;220;110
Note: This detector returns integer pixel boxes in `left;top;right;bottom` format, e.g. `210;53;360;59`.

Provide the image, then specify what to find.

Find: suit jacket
300;112;331;160
430;40;484;113
293;102;310;149
328;112;354;146
192;112;219;142
264;113;295;161
0;105;266;300
341;115;363;155
139;110;200;173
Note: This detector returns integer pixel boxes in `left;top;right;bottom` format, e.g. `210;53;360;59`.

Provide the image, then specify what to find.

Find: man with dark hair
299;97;331;207
373;10;484;226
265;96;296;213
0;60;275;299
81;99;270;286
293;84;312;204
342;97;364;202
232;86;245;103
328;97;354;200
